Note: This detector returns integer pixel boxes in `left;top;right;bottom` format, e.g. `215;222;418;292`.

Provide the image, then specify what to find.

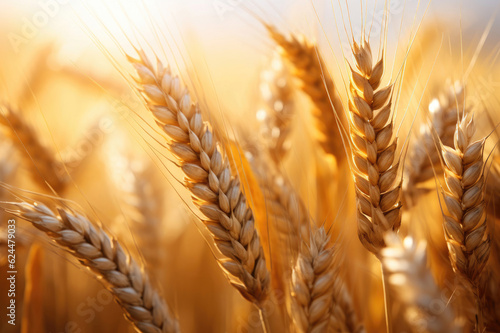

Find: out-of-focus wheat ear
248;150;308;257
127;51;270;307
405;82;464;204
382;233;461;333
7;201;180;333
266;25;347;165
257;52;295;166
109;151;165;278
347;39;402;255
440;114;489;331
0;106;67;191
291;227;365;333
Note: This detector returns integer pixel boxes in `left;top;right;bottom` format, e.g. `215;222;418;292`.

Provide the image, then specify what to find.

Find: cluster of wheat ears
0;3;499;333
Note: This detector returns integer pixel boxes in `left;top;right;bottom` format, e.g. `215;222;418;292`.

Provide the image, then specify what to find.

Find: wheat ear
110;152;164;274
128;51;270;305
440;114;489;330
382;233;460;332
405;83;463;200
441;115;489;283
248;151;309;269
257;52;295;165
291;227;364;333
266;26;346;164
347;39;401;255
8;201;179;333
0;106;67;191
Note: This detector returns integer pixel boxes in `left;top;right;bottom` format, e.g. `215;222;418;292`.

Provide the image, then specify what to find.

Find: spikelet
128;51;270;305
347;39;402;255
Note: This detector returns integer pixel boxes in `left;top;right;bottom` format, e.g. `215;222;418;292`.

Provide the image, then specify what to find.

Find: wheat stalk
7;201;179;333
266;26;347;164
257;52;295;165
128;51;270;306
382;233;460;333
291;227;364;332
405;82;463;202
0;106;67;191
347;39;401;255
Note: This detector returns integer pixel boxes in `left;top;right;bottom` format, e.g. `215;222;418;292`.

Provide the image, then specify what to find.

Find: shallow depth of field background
0;0;499;332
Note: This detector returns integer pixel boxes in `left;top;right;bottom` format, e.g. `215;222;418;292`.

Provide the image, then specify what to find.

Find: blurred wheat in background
0;0;500;332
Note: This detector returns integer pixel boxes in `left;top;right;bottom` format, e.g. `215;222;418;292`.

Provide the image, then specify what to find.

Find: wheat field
0;0;499;332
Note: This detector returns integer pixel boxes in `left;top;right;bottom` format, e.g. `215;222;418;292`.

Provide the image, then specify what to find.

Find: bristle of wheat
291;227;364;333
128;51;270;305
0;106;67;191
266;26;347;164
347;39;401;255
10;201;179;333
382;233;460;333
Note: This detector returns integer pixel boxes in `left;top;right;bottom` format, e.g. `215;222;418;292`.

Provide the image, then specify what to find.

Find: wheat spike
441;114;489;284
128;51;270;305
266;26;347;164
8;201;180;333
109;152;164;274
249;151;309;265
0;106;67;191
382;233;461;333
291;227;364;333
257;52;295;165
347;39;401;255
440;113;490;332
405;82;464;201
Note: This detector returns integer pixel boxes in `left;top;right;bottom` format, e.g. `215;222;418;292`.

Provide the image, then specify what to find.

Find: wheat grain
266;26;347;165
8;201;179;333
128;51;270;306
0;106;67;191
347;39;402;255
291;227;363;332
382;233;460;333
